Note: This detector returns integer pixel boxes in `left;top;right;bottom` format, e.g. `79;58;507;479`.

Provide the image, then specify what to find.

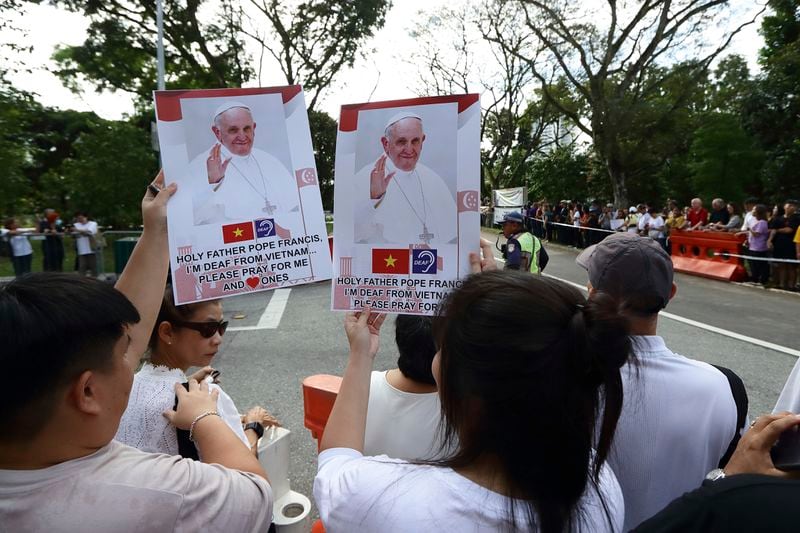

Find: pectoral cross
419;224;434;245
263;199;278;215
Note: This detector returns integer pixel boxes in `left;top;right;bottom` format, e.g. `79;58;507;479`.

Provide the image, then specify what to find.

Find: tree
743;0;800;202
242;0;391;110
0;84;38;217
526;145;598;203
307;109;337;210
49;0;252;103
411;1;570;194
689;113;764;202
495;0;764;207
60;118;158;227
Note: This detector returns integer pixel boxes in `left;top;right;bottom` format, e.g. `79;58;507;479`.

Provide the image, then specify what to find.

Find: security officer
499;211;545;273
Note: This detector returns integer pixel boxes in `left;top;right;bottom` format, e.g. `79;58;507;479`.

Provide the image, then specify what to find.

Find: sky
3;1;766;121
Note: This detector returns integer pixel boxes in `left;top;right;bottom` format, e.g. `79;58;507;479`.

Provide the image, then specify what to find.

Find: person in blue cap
500;211;546;273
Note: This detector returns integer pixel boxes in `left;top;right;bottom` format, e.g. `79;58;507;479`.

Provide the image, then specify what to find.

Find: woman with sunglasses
116;287;277;458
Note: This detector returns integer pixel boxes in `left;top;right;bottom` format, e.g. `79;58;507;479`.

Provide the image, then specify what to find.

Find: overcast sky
4;1;765;121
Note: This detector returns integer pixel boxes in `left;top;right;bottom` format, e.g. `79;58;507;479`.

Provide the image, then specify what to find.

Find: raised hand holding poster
155;86;332;305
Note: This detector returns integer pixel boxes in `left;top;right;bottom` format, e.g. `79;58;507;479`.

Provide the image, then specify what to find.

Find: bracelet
188;411;220;442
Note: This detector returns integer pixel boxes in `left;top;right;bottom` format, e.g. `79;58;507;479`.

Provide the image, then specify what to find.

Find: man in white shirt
0;174;272;532
741;196;758;231
645;206;667;251
357;113;457;245
577;232;742;530
191;102;302;234
72;211;98;277
364;314;441;460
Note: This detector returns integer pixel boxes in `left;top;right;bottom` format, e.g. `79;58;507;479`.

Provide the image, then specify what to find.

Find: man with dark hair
577;232;744;530
363;314;441;460
0;174;273;531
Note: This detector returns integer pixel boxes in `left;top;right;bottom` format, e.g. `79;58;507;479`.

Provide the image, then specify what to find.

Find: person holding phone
116;287;278;458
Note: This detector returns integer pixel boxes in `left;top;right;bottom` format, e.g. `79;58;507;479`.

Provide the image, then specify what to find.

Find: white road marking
228;288;291;331
492;254;800;359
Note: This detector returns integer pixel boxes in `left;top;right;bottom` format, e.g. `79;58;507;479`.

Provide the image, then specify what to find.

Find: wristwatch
705;468;726;482
244;421;265;439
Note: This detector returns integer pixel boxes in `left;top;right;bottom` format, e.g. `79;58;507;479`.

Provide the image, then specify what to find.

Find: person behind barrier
1;218;33;278
315;252;631;532
0;174;273;532
116;288;279;459
577;232;744;530
687;198;709;230
645;206;667;251
625;206;640;234
363;314;441;460
708;198;730;226
633;412;800;532
767;199;799;291
500;211;546;273
737;204;770;286
740;197;758;231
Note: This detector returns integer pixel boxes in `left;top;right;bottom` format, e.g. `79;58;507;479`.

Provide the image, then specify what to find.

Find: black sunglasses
173;320;228;338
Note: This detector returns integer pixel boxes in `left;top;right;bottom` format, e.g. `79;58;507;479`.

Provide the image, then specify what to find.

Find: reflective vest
507;231;541;274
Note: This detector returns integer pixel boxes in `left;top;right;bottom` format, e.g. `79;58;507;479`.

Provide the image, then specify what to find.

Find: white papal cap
384;111;423;131
212;101;252;124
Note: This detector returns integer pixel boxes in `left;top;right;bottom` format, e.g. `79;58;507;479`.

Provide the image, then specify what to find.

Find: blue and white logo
412;249;437;274
255;218;276;238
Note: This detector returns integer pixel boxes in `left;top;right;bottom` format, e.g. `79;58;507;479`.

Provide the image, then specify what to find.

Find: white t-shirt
0;229;33;257
638;212;652;232
116;363;250;456
73;220;98;256
314;448;623;532
573;210;582;227
608;336;738;530
647;215;665;239
741;211;755;231
0;440;272;533
363;370;441;460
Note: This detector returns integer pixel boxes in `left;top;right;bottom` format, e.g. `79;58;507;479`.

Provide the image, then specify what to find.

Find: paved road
205;230;800;518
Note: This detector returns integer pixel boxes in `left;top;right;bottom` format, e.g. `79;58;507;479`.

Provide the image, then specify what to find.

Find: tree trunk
606;157;629;208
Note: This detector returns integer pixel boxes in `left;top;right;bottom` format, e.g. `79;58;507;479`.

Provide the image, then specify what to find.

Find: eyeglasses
173;320;229;338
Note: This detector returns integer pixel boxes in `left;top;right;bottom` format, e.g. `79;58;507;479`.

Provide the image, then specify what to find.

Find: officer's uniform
504;230;542;274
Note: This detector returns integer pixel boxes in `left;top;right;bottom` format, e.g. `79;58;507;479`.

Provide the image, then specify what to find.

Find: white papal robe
191;146;302;234
355;162;457;245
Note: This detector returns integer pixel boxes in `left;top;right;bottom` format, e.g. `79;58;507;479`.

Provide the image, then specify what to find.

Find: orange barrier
302;374;342;451
669;230;747;282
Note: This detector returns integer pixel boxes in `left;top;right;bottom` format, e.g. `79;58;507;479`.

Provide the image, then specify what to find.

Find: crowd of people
3;174;800;533
0;210;103;278
524;197;800;290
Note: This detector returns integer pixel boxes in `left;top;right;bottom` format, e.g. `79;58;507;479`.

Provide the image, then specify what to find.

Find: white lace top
115;363;250;456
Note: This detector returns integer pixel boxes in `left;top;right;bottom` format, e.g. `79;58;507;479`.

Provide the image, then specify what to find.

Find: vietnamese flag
222;221;255;244
372;248;410;274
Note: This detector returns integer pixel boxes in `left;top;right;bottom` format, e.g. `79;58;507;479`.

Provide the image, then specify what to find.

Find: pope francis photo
190;101;301;231
355;112;457;245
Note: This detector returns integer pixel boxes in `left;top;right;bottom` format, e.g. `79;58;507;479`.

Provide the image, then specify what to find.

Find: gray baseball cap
576;233;674;311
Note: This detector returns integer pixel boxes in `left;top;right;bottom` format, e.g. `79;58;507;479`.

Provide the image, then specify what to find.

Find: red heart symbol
246;276;259;289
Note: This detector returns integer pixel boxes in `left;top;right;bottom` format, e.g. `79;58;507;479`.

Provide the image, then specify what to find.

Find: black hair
0;273;140;442
754;204;769;220
430;271;631;532
394;314;436;386
148;286;220;350
744;197;758;206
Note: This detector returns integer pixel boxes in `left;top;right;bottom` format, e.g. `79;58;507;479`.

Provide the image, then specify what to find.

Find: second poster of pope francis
331;94;481;316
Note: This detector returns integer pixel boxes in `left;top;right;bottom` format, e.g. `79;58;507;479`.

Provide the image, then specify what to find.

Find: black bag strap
173;382;200;460
712;364;749;468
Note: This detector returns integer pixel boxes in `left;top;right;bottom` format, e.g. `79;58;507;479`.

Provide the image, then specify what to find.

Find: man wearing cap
577;232;742;530
355;113;457;244
190;102;301;230
501;211;544;273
